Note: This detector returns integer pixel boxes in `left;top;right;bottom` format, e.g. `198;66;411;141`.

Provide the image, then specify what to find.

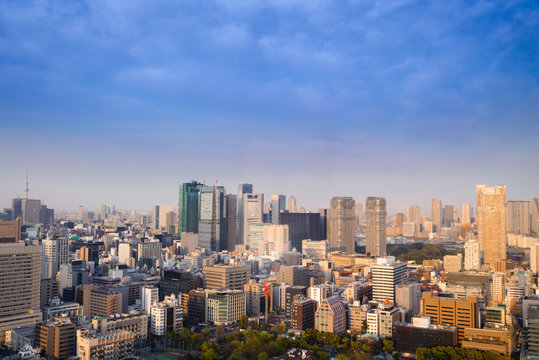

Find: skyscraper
242;193;263;245
271;194;286;224
261;224;290;256
432;199;442;233
327;197;355;253
178;181;202;235
198;185;226;251
0;243;42;344
371;257;408;303
280;212;321;252
225;194;238;251
460;203;472;225
464;239;481;271
366;197;387;257
477;185;506;268
406;205;421;233
237;183;253;244
443;205;455;227
355;201;363;230
41;238;69;279
530;198;539;234
506;200;530;235
288;196;297;213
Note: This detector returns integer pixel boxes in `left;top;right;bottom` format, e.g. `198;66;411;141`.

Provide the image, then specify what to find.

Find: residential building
150;294;183;336
328;197;355;253
77;329;135;360
464;239;481;271
507;200;530;235
432;199;442;233
292;297;316;330
366;197;387;257
35;319;76;360
477;185;507;268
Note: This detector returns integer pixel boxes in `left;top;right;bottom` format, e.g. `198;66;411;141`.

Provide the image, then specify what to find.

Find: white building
302;240;329;259
142;286;158;314
41;238;69;279
371;257;408;303
118;243;131;265
402;222;416;237
464;239;481;271
308;284;332;306
531;241;539;274
242;194;264;245
262;224;289;257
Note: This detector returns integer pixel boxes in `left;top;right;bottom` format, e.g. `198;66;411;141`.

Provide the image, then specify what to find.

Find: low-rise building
35;319;76;360
205;289;246;325
77;329;135;360
392;317;458;355
315;296;346;334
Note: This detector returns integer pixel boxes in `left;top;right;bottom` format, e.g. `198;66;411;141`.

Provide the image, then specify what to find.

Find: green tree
191;332;205;343
382;339;394;353
258;352;269;360
215;325;225;342
239;315;249;329
271;324;286;334
181;327;191;340
201;342;219;360
316;350;329;360
202;327;211;339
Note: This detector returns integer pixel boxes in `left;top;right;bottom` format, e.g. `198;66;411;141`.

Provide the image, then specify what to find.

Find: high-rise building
40;278;58;307
531;198;539;234
318;208;328;240
237;183;253;244
366;197;387;257
460;203;472;225
288;196;297;213
271;194;286;224
280;212;321;252
82;285;122;318
328;197;355;253
464;239;481;271
205;289;246;325
178;181;203;235
137;241;162;262
225;194;238;251
41;238;69;279
507;200;530;235
0;217;21;243
443;205;455;227
395;213;404;228
432;199;442;233
198;185;226;252
150;294;183;336
152;205;160;230
406;205;421;232
477;185;507;268
395;282;421;316
261;224;290;256
244;280;265;316
531;242;539;274
118;243;131;265
203;264;251;290
142;286;158;314
315;296;347;334
421;292;479;344
11;198;41;225
242;193;263;245
159;270;194;300
355;201;364;229
292;297;316;330
371;257;408;303
0;243;42;344
187;289;206;323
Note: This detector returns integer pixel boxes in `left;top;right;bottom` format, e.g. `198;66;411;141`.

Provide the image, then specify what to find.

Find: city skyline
1;0;538;211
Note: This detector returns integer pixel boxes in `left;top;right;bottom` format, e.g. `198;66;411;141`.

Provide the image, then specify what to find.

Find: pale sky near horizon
1;0;538;214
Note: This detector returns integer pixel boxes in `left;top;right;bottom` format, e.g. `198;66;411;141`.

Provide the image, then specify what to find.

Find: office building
288;196;297;213
477;185;507;268
205;289;246;325
366;197;387;257
395;282;421;316
462;325;516;356
464;239;481;271
244;280;266;316
58;260;89;298
318;208;328;240
531;198;539;234
315;296;347;334
137;241;162;262
261;224;289;256
0;243;42;345
280;212;321;252
291;297;316;330
40;278;58;307
198;185;226;252
203;264;250;290
242;193;263;245
0;217;21;242
142;286;158;314
35;319;76;360
460;203;472;225
187;289;206;323
302;239;329;259
12;198;41;225
406;205;421;232
531;242;539;274
118;243;131;265
443;205;455;227
150;293;183;336
82;285;122;318
421;292;479;343
355;201;363;229
90;313;148;340
392;317;458;355
432;199;442;233
507;200;530;235
226;194;238;251
328;197;355;253
271;194;286;224
443;254;463;273
349;303;370;333
41;238;69;279
276;265;310;287
159;270;194;300
237;183;253;244
178;181;203;235
371;257;407;303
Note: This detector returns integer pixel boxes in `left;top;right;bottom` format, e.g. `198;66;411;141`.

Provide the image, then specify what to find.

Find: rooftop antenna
25;171;29;199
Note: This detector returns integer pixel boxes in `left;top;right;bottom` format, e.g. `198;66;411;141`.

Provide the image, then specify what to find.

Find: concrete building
159;270;194;300
35;319;76;360
276;265;310;287
371;257;408;303
90;313;148;340
531;242;539;274
244;280;265;316
421;292;479;344
77;329;135;360
261;224;289;256
392;317;458;355
288;196;297;213
41;298;82;321
432;199;442;233
187;289;206;323
226;194;238;251
462;325;516;356
271;194;286;224
178;181;203;235
291;297;316;330
58;260;89;298
198;185;226;251
308;284;332;307
443;254;463;273
242;193;263;246
205;289;246;325
315;296;347;334
118;243;131;265
366;197;387;257
40;278;58;307
0;217;21;242
507;200;530;235
406;205;421;233
203;264;250;290
355;201;363;230
41;238;69;279
82;285;122;318
477;185;507;268
0;243;42;345
443;205;455;227
142;286;158;314
328;197;355;253
402;222;416;237
464;239;481;271
150;294;183;337
349;302;370;333
302;239;329;259
280;212;322;252
395;282;421;316
137;241;161;262
460;203;472;225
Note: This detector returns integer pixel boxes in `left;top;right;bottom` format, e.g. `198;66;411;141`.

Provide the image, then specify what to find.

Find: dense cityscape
0;183;538;360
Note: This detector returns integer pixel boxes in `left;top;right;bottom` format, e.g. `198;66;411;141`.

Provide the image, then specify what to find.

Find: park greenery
388;243;461;263
415;346;509;360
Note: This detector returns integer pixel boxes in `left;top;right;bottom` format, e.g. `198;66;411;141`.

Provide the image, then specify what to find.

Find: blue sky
1;0;538;213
